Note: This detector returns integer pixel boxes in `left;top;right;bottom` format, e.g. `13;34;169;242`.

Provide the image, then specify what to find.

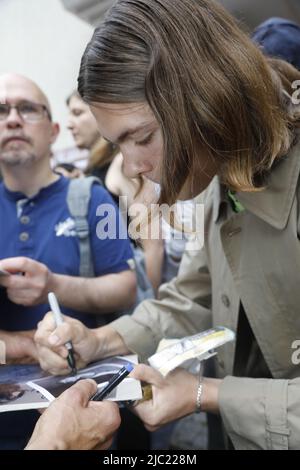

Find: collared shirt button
228;227;242;238
221;294;230;308
19;232;29;242
20;215;30;224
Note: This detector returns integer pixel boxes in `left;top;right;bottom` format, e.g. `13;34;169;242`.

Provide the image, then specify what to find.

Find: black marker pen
91;363;134;401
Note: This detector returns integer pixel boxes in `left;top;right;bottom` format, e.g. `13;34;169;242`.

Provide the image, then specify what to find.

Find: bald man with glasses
0;74;136;449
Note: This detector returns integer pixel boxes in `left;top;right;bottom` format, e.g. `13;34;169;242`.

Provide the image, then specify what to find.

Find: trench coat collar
213;140;300;229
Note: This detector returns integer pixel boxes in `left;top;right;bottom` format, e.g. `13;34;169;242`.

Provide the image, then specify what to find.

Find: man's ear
50;122;60;145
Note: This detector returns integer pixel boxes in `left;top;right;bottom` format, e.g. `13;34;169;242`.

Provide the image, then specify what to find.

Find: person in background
252;17;300;70
0;73;135;449
218;0;300;31
67;90;118;186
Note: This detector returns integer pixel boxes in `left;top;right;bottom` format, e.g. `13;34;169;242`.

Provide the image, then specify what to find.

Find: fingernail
49;334;60;345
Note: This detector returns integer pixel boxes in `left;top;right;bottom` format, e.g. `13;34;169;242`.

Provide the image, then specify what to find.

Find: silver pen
48;292;77;375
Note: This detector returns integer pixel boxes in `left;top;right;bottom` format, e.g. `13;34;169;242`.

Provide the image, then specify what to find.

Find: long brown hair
78;0;300;205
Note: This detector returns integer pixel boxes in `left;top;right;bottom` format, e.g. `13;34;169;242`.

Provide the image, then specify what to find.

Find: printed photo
0;355;141;412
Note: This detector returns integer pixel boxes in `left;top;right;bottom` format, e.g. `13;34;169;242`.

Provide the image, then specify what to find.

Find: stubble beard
0;149;36;167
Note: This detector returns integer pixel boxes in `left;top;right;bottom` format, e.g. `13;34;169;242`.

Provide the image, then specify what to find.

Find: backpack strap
66;176;102;278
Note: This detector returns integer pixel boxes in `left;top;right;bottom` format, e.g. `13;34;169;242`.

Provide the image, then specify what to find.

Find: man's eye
0;105;8;116
136;132;154;146
20;104;36;114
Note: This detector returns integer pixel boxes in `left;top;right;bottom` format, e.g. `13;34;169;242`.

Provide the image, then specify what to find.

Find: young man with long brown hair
35;0;300;449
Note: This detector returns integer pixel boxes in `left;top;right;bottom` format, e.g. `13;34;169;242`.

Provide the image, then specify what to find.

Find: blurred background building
0;0;93;151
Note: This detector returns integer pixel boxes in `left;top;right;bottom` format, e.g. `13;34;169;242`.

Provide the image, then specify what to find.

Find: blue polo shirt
0;176;133;447
0;176;133;331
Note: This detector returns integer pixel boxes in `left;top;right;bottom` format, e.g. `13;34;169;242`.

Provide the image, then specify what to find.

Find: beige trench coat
111;140;300;450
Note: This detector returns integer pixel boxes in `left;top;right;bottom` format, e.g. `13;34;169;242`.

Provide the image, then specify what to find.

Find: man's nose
6;108;23;128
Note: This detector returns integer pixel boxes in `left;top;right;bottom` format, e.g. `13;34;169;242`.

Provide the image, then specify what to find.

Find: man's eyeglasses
0;101;52;123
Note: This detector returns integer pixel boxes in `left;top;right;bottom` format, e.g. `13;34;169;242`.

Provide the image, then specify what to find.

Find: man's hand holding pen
26;379;121;450
48;292;77;374
34;310;129;375
34;311;100;375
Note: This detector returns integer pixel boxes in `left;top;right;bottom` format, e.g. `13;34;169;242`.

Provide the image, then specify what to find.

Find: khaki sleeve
110;244;212;362
219;376;300;450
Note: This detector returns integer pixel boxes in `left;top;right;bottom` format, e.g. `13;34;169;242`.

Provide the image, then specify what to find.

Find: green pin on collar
227;190;245;213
